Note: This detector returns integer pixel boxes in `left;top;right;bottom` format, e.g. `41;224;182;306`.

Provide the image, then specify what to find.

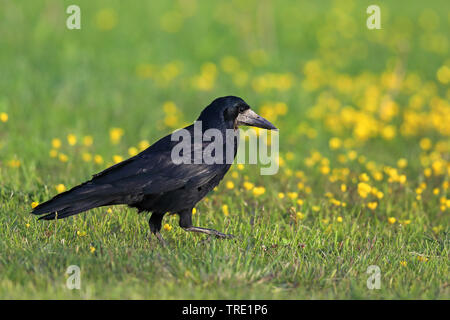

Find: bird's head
198;96;278;131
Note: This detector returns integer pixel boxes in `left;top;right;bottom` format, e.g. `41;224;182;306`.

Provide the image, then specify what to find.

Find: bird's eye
239;105;246;113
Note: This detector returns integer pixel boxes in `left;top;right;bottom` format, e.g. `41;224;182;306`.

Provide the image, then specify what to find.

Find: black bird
32;96;277;244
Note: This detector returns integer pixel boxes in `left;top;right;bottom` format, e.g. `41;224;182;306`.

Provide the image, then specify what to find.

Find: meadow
0;0;448;299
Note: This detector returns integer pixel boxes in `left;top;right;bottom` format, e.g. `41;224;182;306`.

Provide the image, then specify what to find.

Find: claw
214;231;234;239
183;226;234;240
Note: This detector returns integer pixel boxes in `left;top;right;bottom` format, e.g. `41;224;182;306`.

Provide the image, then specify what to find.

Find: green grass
0;0;448;299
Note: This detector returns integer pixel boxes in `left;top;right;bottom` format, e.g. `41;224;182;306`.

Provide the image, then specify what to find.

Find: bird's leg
184;226;234;239
179;210;234;239
149;213;167;246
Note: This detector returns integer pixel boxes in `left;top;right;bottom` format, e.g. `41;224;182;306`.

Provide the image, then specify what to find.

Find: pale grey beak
236;109;278;130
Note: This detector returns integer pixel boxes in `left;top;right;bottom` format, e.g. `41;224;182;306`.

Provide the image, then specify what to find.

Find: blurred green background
1;0;448;161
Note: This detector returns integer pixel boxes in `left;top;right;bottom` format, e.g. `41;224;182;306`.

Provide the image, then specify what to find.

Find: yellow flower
8;160;21;168
437;65;450;84
432;225;443;233
0;112;8;122
90;246;96;253
138;140;150;151
107;208;113;214
192;208;197;215
287;192;298;200
82;152;92;162
285;169;293;178
340;184;347;192
312;206;320;212
336;216;343;223
220;56;240;73
164;115;178;128
432;160;445;175
337;154;347;164
286;152;294;161
295;171;305;179
67;134;77;146
359;173;370;182
192;62;218;91
128;147;139;157
226;181;235;190
49;150;58;158
329;137;342;150
83;136;94;146
163;223;172;231
113;155;123;164
419;138;432;150
320;166;330;175
388;217;396;224
400;261;407;267
162;101;177;113
297;199;304;206
94;155;104;164
296;212;305;220
243;181;254;190
373;171;383;181
77;230;87;237
55;184;66;193
237;164;245;170
397;158;408;169
381;125;396;140
52;138;62;149
252;186;266;196
26;223;30;228
222;204;229;216
96;8;118;31
109;128;124;144
347;150;357;160
417;256;428;263
181;269;193;280
357;182;372;198
329;199;341;206
58;153;68;163
31;202;39;209
367;202;378;210
278;192;285;199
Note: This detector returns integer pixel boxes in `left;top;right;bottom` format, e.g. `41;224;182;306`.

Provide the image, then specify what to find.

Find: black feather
31;96;277;242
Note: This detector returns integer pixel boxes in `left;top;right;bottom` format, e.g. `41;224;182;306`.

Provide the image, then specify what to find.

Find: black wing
32;129;230;219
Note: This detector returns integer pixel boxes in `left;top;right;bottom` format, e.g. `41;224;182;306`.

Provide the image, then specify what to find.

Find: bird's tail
31;182;116;220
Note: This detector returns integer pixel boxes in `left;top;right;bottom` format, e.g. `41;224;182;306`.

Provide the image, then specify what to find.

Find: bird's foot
183;226;234;239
